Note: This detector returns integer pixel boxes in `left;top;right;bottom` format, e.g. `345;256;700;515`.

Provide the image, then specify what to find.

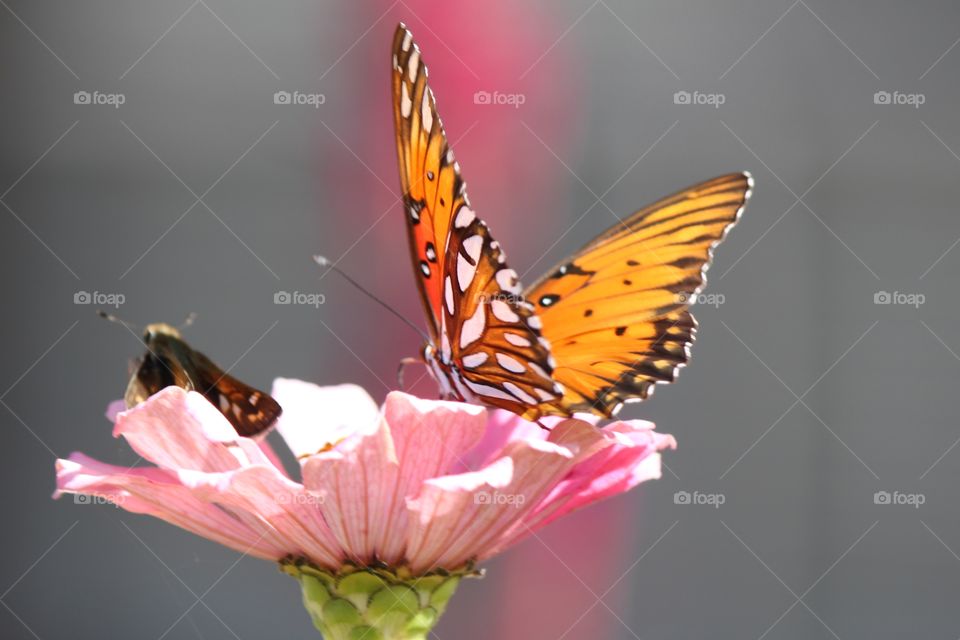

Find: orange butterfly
392;23;752;421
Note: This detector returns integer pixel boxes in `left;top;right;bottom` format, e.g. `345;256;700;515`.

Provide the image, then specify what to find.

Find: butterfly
391;23;751;421
107;315;282;438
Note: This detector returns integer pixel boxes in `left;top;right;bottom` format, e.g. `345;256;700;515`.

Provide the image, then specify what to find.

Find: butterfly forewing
392;24;560;417
525;172;752;416
392;25;454;340
127;325;282;438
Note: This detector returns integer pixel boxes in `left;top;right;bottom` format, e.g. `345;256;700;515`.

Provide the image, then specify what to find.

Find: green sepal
280;556;482;640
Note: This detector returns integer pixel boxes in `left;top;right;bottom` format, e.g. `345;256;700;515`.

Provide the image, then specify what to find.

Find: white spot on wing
460;303;486;348
504;332;531;348
527;315;542;330
422;89;434;132
534;388;556;402
461;352;488;369
457;253;476;292
464;379;515;402
401;83;412;117
496;353;526;373
529;362;552;381
457;235;483;292
503;382;537;405
407;50;420;82
444;276;455;315
491;300;519;323
495;269;520;294
454;206;475;228
463;235;483;262
401;31;412;51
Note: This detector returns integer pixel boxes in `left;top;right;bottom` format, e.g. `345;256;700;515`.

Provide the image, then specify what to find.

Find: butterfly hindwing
127;325;282;438
393;24;560;417
524;172;752;416
439;211;562;414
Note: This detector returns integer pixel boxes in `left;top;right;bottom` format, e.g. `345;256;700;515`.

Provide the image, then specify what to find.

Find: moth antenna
179;312;198;330
96;310;142;334
314;255;430;343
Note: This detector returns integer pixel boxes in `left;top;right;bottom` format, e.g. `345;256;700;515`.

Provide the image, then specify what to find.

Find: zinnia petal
114;387;274;473
271;378;379;459
55;453;284;560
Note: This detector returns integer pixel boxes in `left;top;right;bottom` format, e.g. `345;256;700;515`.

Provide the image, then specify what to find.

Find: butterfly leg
397;357;421;391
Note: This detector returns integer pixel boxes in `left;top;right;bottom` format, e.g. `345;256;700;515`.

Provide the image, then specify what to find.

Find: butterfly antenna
179;312;198;330
96;310;142;334
314;255;430;343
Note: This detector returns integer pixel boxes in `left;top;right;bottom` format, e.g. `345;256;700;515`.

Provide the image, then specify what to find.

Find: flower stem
281;558;480;640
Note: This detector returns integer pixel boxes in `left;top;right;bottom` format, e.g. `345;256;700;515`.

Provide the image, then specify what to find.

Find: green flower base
280;557;482;640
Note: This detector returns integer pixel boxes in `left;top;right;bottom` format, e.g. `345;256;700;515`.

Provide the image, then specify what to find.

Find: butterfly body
125;323;282;438
392;24;751;420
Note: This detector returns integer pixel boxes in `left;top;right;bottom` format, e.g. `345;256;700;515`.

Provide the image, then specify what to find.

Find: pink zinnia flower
55;380;675;638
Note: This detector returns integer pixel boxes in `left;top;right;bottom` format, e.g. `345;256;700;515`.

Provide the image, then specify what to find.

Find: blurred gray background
2;1;959;638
